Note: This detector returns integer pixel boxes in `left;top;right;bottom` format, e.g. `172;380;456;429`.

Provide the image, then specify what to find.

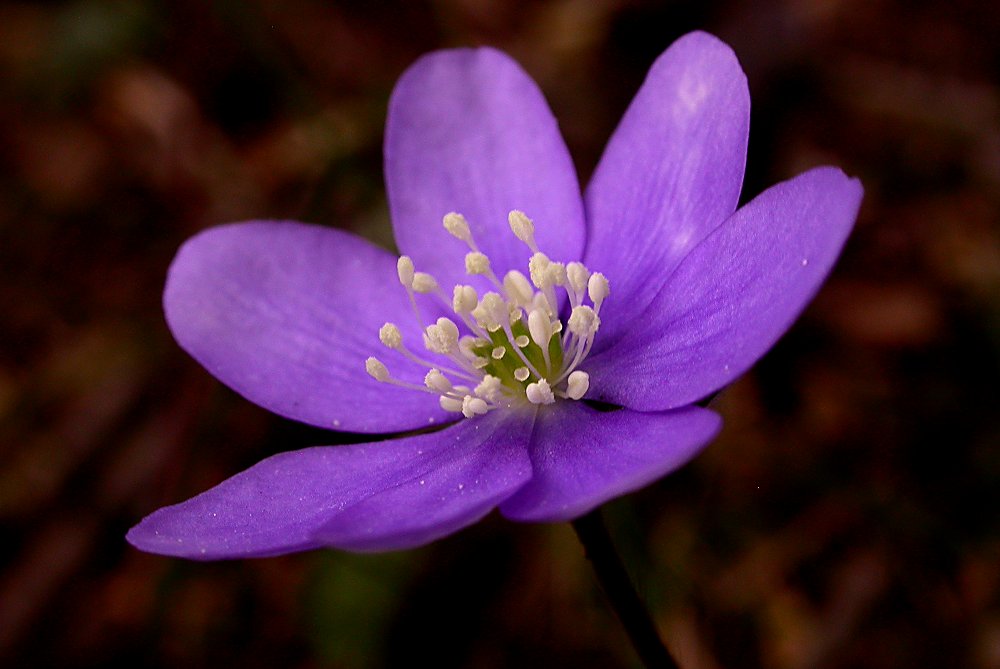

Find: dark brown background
2;1;999;667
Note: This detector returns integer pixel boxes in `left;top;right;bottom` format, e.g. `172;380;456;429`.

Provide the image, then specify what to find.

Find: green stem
571;509;681;669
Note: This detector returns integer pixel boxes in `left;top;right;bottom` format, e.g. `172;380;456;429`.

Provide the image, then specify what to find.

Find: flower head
128;32;862;559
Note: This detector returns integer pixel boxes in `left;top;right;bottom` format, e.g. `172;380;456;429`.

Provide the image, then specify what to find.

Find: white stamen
475;375;503;402
567;262;590;295
508;210;538;252
425;368;452;392
588;272;610;310
528;252;550;288
566;371;590;400
491;346;506;360
526;379;555;405
453;285;478;313
503;270;534;307
465;251;491;276
568;305;600;337
411;272;438;294
424;317;460;354
528;308;552;348
514;367;530;382
462;395;489;417
440;394;464;412
366;357;390;382
514;335;530;348
443;212;472;242
379;322;403;349
397;256;415;288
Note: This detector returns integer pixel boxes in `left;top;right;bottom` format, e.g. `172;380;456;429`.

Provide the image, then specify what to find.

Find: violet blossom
128;32;862;559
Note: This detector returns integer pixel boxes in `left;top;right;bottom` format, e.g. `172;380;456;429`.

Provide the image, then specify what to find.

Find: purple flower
128;32;862;559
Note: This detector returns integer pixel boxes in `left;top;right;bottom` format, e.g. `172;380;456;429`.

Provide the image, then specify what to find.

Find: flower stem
571;509;681;669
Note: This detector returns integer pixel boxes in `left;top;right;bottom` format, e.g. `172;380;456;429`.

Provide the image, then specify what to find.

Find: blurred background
2;0;999;667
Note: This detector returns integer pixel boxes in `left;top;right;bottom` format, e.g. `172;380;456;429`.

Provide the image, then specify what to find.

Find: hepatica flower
128;32;861;559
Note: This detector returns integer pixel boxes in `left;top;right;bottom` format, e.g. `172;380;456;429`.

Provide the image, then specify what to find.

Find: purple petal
583;31;749;344
127;411;533;558
164;221;451;433
585;167;863;411
385;47;585;290
500;403;721;522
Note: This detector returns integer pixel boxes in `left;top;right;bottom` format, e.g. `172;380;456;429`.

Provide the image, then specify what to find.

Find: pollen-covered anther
411;272;438;294
465;251;492;276
514;367;530;382
424;317;460;354
439;385;470;413
566;370;590;400
365;357;390;382
491;346;505;360
379;322;403;349
462;395;489;417
475;375;503;402
443;212;473;242
567;262;590;295
453;285;478;313
526;379;555;405
568;305;600;337
424;368;452;392
528;252;551;288
514;335;530;348
508;210;538;252
397;256;415;288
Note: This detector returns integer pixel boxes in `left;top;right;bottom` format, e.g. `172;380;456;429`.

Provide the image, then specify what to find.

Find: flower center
366;210;609;418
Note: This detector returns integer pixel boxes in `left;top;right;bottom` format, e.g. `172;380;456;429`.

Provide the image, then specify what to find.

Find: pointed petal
386;47;585;290
584;31;749;344
585;167;863;411
164;221;450;433
127;411;533;558
500;403;720;522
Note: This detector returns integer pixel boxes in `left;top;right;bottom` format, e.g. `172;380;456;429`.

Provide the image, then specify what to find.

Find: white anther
567;262;591;295
514;367;530;382
475;375;502;401
379;322;403;348
503;270;534;307
566;370;590;400
397;256;415;288
528;252;551;288
440;394;464;412
568;305;600;337
472;357;490;369
453;285;478;313
424;317;460;353
443;212;472;242
465;251;492;276
458;335;481;359
424;368;453;392
514;335;530;348
462;395;489;417
491;346;506;360
588;272;610;307
526;379;555;405
411;272;438;294
365;357;390;382
528;308;552;348
544;262;566;287
473;292;507;330
508;210;537;250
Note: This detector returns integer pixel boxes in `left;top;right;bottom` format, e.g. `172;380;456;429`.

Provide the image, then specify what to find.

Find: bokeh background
2;0;999;667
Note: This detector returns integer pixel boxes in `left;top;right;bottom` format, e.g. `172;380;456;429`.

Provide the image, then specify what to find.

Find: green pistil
472;320;563;395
